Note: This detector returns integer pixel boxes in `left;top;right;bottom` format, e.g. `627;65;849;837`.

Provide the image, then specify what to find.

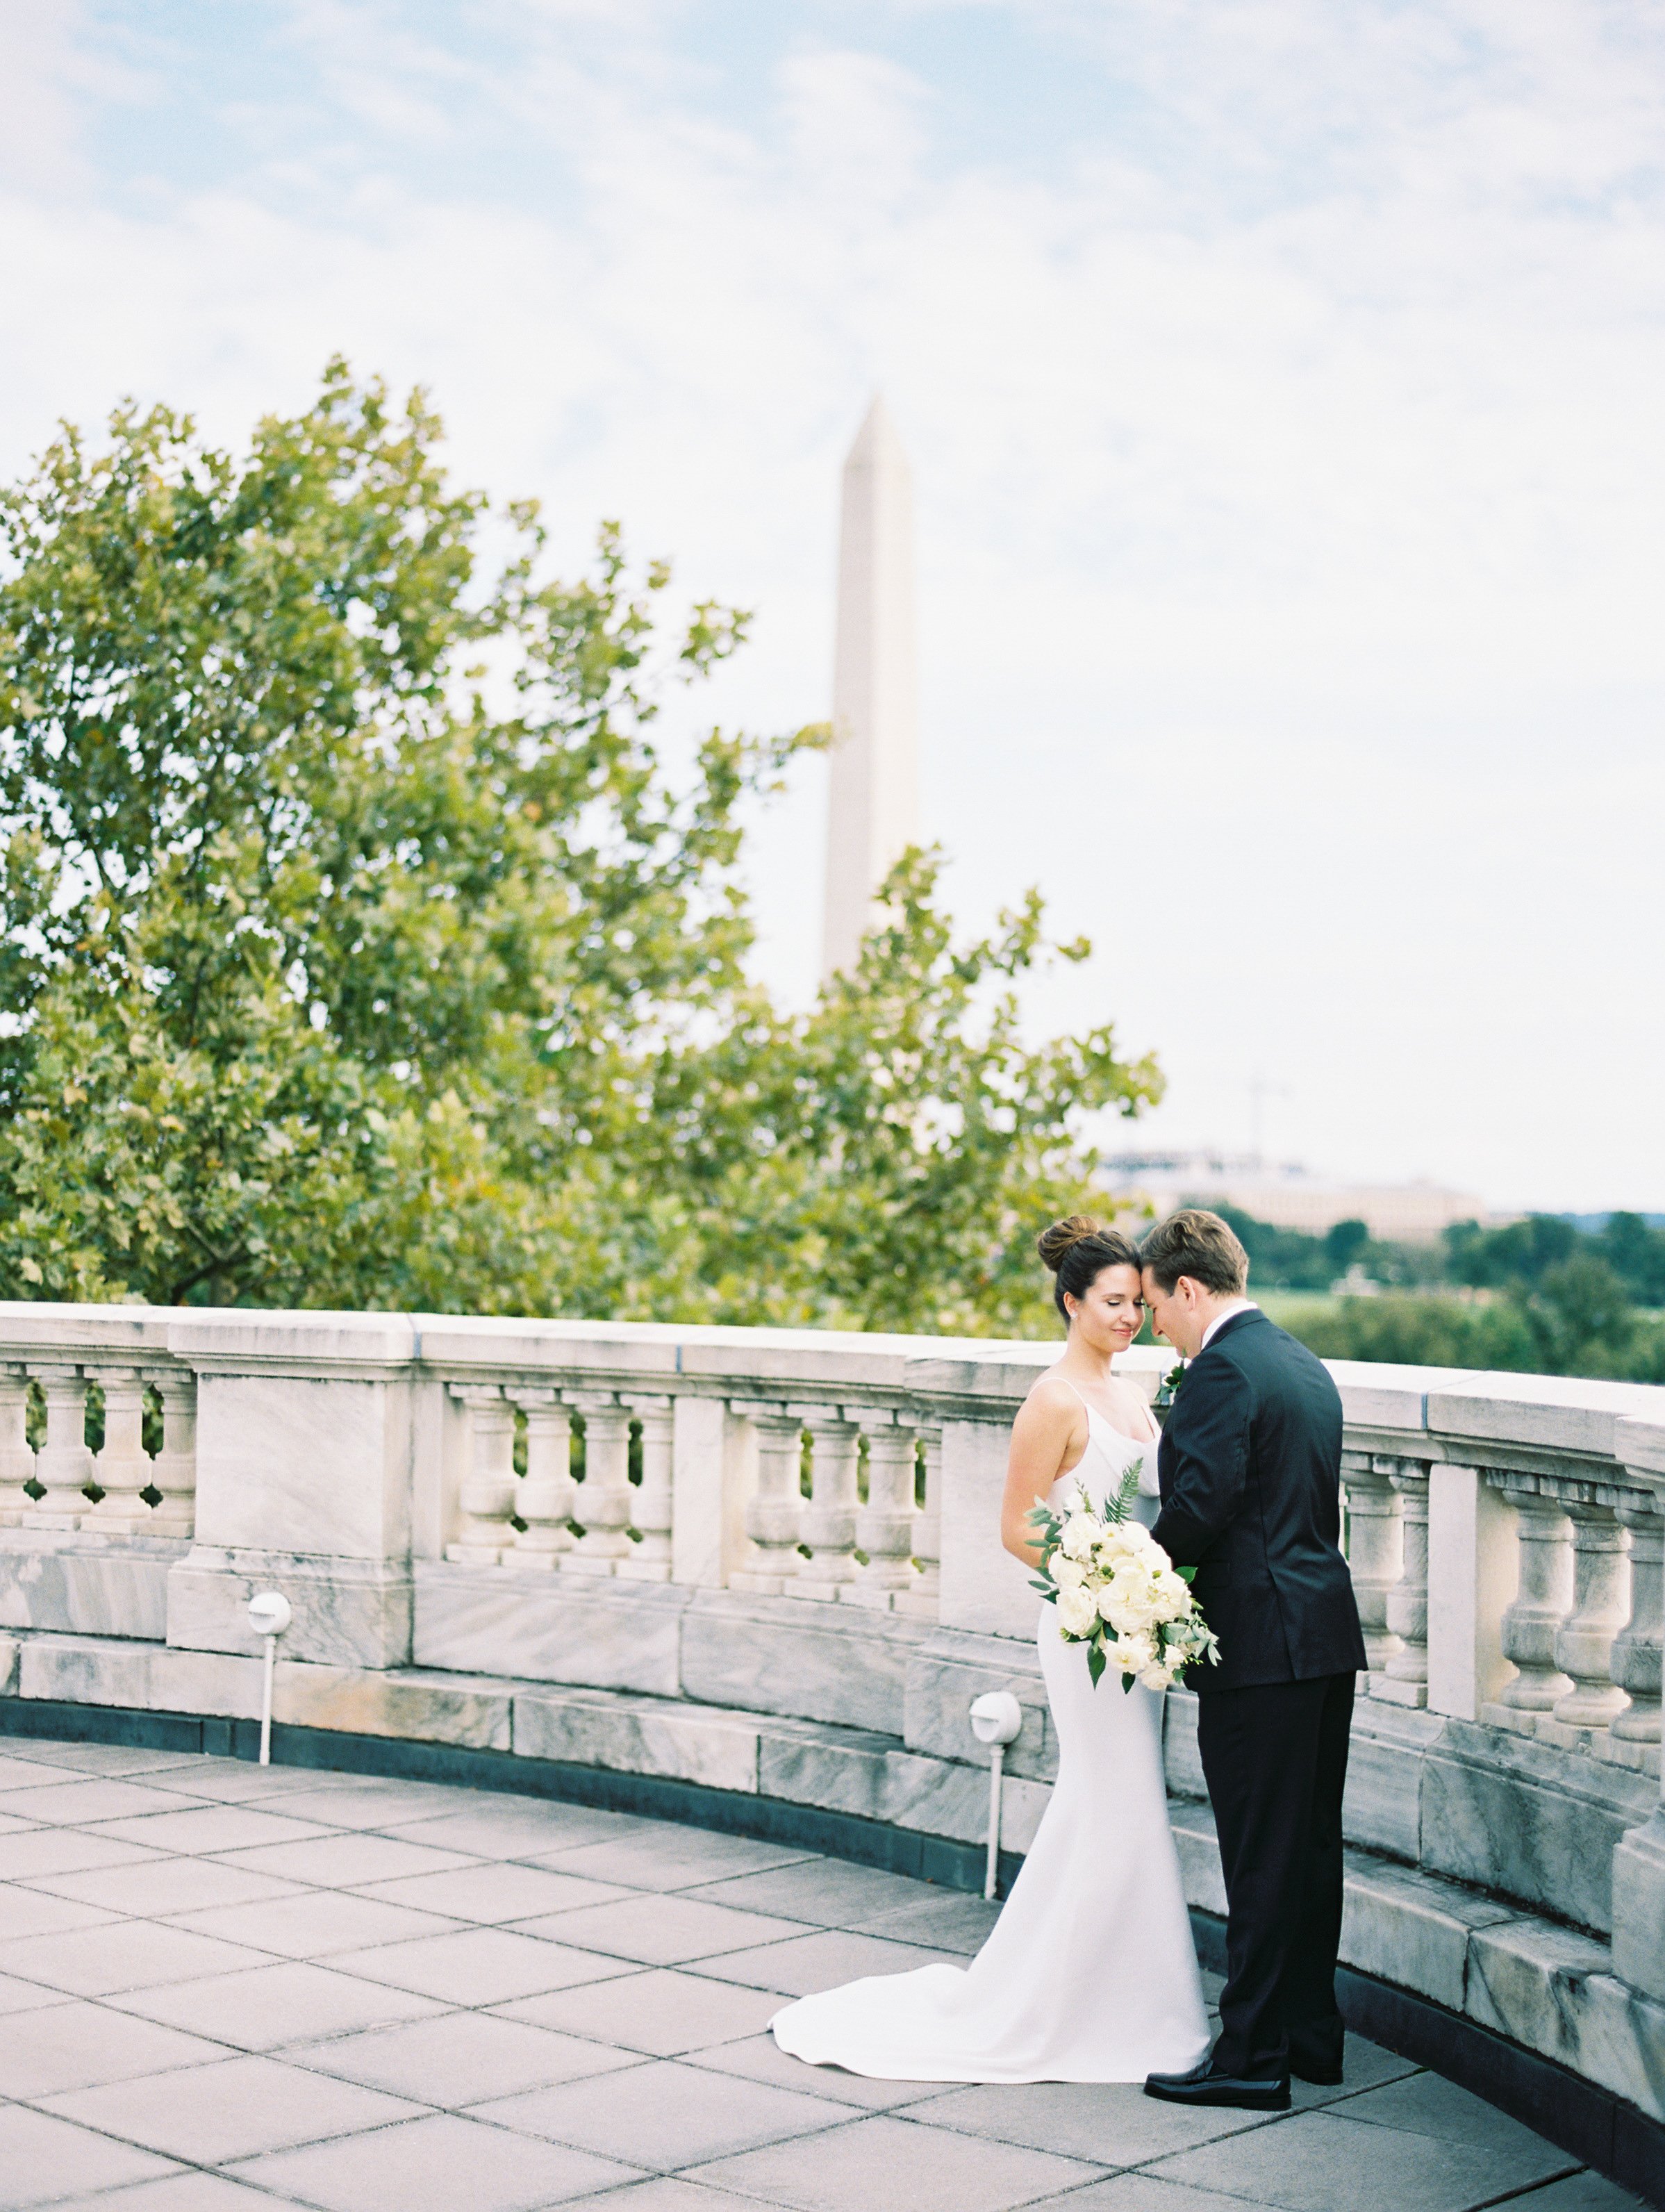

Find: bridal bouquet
1027;1464;1220;1692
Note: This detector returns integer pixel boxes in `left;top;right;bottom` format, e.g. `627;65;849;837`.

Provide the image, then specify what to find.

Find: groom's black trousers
1197;1670;1355;2081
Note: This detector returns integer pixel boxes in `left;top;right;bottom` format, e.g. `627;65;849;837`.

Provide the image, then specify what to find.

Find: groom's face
1142;1269;1201;1357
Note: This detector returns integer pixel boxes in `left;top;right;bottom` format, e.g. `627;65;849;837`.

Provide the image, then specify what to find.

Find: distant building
1103;1150;1500;1246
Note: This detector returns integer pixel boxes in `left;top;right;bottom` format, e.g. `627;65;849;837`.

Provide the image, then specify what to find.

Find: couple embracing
772;1208;1367;2110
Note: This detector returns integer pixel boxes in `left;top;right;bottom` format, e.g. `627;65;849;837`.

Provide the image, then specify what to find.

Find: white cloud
0;0;1660;1207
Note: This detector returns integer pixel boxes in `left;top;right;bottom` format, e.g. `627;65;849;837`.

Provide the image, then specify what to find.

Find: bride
771;1216;1211;2083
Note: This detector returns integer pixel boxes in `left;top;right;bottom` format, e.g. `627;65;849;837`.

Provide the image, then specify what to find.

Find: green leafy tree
0;364;1159;1330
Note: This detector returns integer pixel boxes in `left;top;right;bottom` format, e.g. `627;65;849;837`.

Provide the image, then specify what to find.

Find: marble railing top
0;1304;1659;1471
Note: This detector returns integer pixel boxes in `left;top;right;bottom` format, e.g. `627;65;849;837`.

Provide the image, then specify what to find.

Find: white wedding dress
771;1389;1211;2083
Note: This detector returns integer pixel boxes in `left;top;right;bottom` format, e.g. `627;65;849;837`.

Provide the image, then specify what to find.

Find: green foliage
0;363;1159;1330
1279;1271;1665;1383
1445;1212;1665;1309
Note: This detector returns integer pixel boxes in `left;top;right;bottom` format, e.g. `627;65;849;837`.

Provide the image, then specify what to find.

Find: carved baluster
852;1411;919;1606
1545;1499;1632;1745
1484;1482;1574;1733
145;1370;197;1537
909;1425;942;1615
445;1387;518;1564
505;1390;576;1569
728;1403;806;1592
1606;1493;1662;1772
563;1391;634;1574
84;1367;156;1533
1376;1460;1430;1708
618;1394;674;1582
797;1407;861;1599
1343;1449;1405;1683
0;1367;35;1526
28;1365;91;1529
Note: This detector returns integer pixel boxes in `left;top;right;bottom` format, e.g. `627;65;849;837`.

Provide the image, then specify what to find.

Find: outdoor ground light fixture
247;1590;292;1765
968;1690;1024;1900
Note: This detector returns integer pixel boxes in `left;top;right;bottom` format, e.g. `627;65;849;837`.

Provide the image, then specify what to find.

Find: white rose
1057;1585;1099;1638
1140;1663;1176;1691
1051;1555;1087;1590
1060;1514;1099;1562
1115;1631;1157;1674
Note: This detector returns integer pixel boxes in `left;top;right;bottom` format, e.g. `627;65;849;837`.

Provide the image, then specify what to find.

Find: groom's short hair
1141;1210;1250;1296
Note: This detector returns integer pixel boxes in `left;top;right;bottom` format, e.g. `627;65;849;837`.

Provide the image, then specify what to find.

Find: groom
1138;1209;1366;2112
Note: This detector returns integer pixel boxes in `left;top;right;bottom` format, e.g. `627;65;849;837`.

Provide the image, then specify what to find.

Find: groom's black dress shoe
1143;2061;1291;2111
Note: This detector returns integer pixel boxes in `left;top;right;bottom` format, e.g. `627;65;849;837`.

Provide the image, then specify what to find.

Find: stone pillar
28;1366;90;1529
618;1394;674;1583
504;1391;576;1570
1426;1463;1516;1722
670;1395;747;1588
909;1425;942;1616
729;1403;806;1594
1343;1450;1405;1679
797;1408;862;1599
0;1368;35;1526
445;1388;518;1565
145;1370;197;1537
1376;1462;1430;1708
1483;1484;1574;1733
1611;1439;1665;2007
1605;1494;1662;1771
84;1367;156;1533
1543;1500;1632;1745
852;1412;918;1603
564;1392;635;1575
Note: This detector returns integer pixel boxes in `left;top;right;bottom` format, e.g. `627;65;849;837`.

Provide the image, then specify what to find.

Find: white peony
1060;1514;1099;1562
1115;1630;1157;1674
1057;1584;1100;1638
1140;1662;1176;1691
1051;1555;1088;1591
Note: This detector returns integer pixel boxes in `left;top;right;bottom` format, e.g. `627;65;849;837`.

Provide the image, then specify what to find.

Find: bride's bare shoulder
1020;1373;1082;1422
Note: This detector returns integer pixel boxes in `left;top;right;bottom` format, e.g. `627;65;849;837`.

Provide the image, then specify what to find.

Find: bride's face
1064;1263;1146;1355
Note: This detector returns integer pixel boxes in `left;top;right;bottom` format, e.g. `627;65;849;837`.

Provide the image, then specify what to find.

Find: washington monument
820;396;920;981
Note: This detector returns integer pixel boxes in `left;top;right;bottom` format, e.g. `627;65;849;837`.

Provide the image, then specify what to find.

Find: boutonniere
1154;1360;1188;1410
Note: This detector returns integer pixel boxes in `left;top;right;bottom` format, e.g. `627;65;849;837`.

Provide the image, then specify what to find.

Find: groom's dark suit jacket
1151;1309;1366;1694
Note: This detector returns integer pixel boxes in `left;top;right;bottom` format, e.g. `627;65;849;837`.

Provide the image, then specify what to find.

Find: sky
1;0;1661;1212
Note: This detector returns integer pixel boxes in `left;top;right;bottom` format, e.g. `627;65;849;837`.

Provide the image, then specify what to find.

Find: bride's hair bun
1036;1215;1106;1273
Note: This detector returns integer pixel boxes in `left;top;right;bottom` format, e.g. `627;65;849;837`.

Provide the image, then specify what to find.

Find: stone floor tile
20;1856;306;1917
213;1830;484;1886
901;2079;1279;2165
42;2177;295;2211
352;1859;631;1923
1502;2174;1650;2209
256;1780;486;1830
1148;2108;1579;2211
469;2054;845;2170
90;1804;338;1854
684;1859;942;1929
688;2109;1109;2212
852;1892;1002;1954
0;1995;230;2095
104;1957;447;2047
523;1892;806;1965
1288;2036;1420;2110
333;1924;631;2004
0;1883;121;1939
0;1809;42;1834
167;1887;465;1957
1336;2065;1584;2156
498;1967;777;2055
0;1776;208;1824
556;2184;799;2212
42;2051;427;2162
0;1751;84;1788
1019;2179;1297;2212
0;1969;74;2013
541;1829;818;1890
687;2031;947;2108
0;1919;272;1996
132;1760;338;1804
0;2102;181;2204
695;1927;959;1997
398;1801;660;1860
0;1827;161;1879
291;2007;642;2102
0;1744;208;1777
231;2111;644;2211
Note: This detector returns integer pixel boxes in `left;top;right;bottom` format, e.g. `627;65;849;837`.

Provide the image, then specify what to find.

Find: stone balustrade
0;1303;1659;2161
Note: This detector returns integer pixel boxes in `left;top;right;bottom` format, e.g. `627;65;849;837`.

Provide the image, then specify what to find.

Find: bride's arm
1000;1389;1081;1567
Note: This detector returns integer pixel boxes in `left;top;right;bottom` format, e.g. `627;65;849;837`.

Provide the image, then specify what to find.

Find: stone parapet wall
0;1302;1659;2140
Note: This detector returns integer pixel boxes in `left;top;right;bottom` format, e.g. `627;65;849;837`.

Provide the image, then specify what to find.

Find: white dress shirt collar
1198;1299;1259;1353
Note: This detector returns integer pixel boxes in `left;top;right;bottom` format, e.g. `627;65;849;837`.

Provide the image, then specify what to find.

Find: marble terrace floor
0;1735;1640;2212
